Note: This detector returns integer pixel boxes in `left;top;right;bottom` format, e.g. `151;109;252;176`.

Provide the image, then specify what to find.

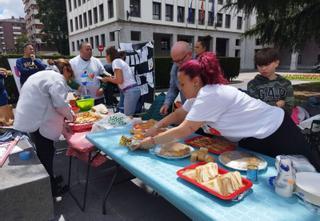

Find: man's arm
164;64;180;106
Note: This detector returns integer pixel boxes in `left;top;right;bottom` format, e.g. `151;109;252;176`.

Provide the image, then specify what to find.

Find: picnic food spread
158;142;191;157
74;112;102;124
190;147;215;163
185;136;236;154
182;162;244;196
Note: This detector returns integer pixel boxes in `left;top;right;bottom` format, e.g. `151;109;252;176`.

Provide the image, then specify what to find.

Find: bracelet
150;136;156;145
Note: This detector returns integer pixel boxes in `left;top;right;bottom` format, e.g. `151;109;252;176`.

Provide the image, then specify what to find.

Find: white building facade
66;0;265;70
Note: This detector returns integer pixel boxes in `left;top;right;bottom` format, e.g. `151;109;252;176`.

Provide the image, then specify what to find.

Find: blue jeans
118;86;141;116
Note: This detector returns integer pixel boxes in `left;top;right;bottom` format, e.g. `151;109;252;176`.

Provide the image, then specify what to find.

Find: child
247;48;294;114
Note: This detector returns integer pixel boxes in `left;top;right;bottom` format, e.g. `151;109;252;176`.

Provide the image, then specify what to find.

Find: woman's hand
96;88;104;97
145;126;159;137
100;76;110;83
130;137;155;151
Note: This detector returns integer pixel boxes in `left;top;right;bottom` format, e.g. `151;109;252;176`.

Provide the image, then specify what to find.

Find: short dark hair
197;35;211;51
79;42;91;50
255;48;279;66
105;46;120;62
23;43;33;49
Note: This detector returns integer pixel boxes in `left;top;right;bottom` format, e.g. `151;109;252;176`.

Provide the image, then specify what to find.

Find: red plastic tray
185;135;236;155
67;122;93;132
176;162;252;200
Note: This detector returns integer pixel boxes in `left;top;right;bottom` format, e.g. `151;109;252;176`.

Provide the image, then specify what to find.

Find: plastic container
177;162;253;200
76;98;94;111
275;158;295;197
19;151;32;160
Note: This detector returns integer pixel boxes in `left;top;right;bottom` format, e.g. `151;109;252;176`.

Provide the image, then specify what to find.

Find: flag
211;0;215;22
187;0;193;23
200;0;205;22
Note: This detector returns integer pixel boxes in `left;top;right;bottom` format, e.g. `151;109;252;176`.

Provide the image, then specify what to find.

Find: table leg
102;164;119;215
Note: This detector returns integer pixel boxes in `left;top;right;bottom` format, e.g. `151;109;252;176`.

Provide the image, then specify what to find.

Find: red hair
179;52;227;85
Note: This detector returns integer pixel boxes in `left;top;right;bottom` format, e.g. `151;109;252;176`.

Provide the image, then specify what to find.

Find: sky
0;0;25;19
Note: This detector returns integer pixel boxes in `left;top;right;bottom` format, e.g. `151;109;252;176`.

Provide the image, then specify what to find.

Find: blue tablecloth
86;125;319;221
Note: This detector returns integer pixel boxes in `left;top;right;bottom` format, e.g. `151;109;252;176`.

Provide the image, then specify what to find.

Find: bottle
80;71;88;97
80;71;88;86
275;158;295;197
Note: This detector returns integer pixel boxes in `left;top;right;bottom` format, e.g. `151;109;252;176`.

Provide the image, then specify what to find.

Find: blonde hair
53;59;74;79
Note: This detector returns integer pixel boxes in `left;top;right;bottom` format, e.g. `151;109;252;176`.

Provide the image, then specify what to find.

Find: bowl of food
76;98;94;111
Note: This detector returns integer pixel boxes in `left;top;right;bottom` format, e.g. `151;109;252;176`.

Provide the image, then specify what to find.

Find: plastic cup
247;164;258;182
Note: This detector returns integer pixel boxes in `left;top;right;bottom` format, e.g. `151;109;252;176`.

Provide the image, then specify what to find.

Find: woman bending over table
14;59;75;196
102;46;140;116
135;52;320;171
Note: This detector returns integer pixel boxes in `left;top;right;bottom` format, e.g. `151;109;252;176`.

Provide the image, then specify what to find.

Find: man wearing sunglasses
159;41;192;115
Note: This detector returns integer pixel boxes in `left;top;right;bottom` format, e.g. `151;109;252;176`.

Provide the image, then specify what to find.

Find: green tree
36;0;69;55
225;0;320;51
15;34;28;53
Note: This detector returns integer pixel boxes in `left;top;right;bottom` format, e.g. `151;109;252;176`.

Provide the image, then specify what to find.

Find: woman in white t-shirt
103;47;140;115
134;52;319;171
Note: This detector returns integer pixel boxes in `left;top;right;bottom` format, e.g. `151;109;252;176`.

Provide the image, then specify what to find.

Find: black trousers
239;113;320;171
30;130;56;191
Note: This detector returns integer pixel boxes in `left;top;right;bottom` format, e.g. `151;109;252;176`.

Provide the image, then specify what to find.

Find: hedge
1;54;240;102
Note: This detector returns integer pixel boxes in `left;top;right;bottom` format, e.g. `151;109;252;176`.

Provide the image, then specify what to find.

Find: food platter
219;150;267;171
177;162;252;200
185;136;236;154
152;143;193;160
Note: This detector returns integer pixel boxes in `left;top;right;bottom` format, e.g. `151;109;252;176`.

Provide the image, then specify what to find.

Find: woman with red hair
134;52;319;171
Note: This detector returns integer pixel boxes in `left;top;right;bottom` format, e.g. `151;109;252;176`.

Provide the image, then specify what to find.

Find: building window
255;38;261;45
72;41;75;51
235;39;240;46
101;34;105;46
198;9;205;25
237;16;242;29
75;17;78;30
82;0;86;3
130;0;141;17
165;4;173;21
68;0;72;11
225;14;231;28
79;15;83;29
78;0;81;7
177;6;184;23
90;37;94;48
69;19;73;32
88;10;92;25
235;49;240;57
95;35;99;47
160;38;170;50
109;32;115;41
226;0;232;4
187;8;195;24
76;40;80;50
218;0;223;4
208;11;214;26
108;0;114;18
131;31;141;41
99;4;104;22
85;38;88;42
73;0;77;9
216;13;223;27
153;2;161;20
93;7;98;24
83;12;87;27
